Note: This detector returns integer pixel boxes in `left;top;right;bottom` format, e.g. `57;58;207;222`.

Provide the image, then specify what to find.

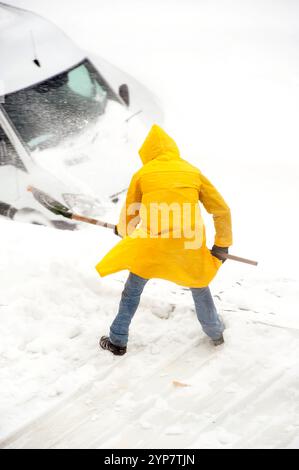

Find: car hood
31;101;146;205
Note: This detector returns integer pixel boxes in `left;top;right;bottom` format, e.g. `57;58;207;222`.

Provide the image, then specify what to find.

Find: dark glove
114;225;119;236
211;245;229;263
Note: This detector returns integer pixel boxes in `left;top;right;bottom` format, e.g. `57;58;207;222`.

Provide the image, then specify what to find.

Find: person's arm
116;173;142;238
198;172;232;248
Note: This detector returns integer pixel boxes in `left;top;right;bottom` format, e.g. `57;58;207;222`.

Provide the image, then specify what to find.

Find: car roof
0;3;85;96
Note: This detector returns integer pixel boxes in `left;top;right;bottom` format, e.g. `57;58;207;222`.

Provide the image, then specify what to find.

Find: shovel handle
219;253;258;266
71;214;258;265
71;214;116;230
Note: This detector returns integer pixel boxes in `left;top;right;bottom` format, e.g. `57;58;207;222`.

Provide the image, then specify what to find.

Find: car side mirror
119;84;130;106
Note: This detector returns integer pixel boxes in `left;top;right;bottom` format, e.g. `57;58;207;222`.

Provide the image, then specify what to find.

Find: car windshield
2;59;121;151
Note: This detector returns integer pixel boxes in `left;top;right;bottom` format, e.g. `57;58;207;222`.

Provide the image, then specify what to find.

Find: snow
1;0;299;449
0;8;14;28
31;99;144;200
1;218;298;449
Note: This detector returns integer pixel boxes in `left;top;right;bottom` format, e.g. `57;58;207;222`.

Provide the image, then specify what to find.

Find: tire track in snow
94;337;293;449
0;333;206;449
2;309;298;448
56;323;298;449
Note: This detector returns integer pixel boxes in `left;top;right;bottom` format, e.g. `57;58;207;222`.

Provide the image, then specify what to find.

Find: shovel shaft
72;217;258;265
27;186;258;266
219;253;258;266
71;214;116;230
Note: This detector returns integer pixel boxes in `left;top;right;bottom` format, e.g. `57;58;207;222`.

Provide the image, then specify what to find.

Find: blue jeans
109;273;224;347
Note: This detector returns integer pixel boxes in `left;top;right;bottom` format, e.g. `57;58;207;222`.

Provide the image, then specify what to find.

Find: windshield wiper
125;109;143;123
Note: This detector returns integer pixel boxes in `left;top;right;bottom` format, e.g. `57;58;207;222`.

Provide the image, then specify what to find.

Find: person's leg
190;286;224;341
109;272;148;347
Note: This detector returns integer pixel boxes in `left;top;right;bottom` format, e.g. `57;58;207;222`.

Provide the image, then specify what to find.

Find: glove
211;245;229;263
114;225;123;238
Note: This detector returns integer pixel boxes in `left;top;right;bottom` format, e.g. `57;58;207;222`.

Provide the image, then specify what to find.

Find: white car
0;2;162;228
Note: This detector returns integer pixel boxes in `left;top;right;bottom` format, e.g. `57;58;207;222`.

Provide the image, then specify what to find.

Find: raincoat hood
139;124;180;164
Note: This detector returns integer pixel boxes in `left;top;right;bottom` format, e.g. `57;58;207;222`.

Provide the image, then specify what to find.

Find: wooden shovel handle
219;253;258;266
71;213;258;265
71;214;116;230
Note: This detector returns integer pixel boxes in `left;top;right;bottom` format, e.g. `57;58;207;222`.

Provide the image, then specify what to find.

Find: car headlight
62;193;106;217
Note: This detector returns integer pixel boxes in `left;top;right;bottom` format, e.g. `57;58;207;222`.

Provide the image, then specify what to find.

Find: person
96;124;232;355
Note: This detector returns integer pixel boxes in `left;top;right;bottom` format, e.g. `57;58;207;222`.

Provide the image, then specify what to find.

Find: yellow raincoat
96;125;232;287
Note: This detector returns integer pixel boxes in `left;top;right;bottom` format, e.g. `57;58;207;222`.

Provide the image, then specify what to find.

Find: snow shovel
27;186;116;230
27;186;258;266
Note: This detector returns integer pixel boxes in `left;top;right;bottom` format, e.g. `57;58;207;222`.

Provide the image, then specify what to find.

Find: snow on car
0;2;163;228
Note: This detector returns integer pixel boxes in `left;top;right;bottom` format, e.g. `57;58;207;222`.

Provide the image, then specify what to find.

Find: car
0;2;163;229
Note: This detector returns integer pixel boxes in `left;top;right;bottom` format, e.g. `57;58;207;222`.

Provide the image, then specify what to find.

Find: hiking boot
99;336;127;356
212;334;225;346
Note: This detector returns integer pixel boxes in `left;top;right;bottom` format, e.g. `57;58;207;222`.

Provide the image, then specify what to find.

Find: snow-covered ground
1;0;299;449
0;219;298;449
